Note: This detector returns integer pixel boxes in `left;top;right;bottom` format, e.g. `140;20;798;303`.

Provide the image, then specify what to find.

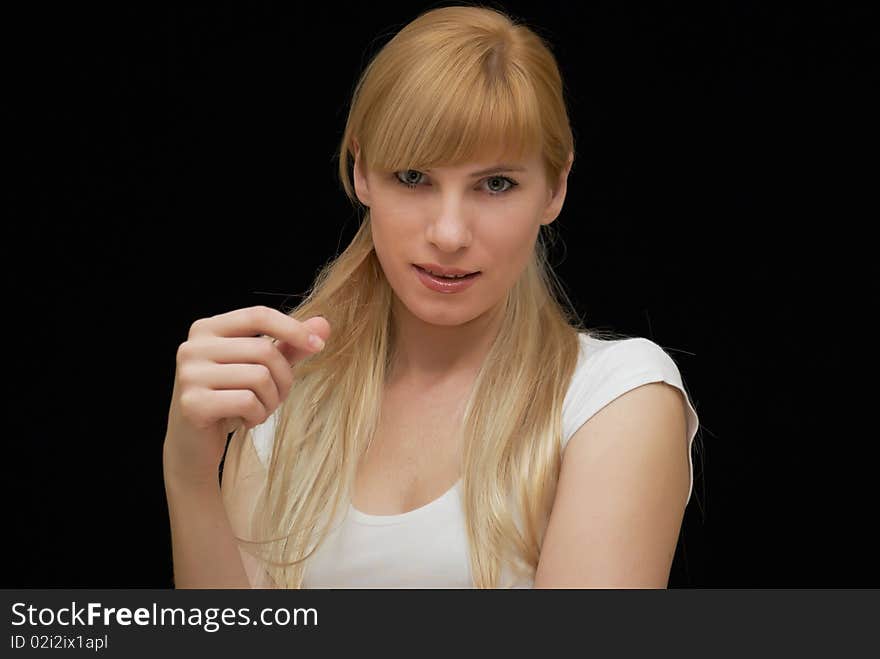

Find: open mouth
413;265;481;280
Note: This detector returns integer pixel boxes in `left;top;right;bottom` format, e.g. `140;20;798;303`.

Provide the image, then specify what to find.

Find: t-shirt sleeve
250;409;279;469
561;337;700;505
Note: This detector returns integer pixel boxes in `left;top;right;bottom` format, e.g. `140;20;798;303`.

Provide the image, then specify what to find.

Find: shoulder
573;333;682;380
560;332;700;505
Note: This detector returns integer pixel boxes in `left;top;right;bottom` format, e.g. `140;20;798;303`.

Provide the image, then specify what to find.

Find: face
352;140;572;327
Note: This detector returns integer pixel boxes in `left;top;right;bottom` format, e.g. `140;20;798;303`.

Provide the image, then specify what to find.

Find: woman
163;4;700;589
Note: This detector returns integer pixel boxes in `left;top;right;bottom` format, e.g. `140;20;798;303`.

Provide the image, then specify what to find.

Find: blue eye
396;170;424;188
393;170;518;195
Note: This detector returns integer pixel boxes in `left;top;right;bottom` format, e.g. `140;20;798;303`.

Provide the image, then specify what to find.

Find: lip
412;264;481;294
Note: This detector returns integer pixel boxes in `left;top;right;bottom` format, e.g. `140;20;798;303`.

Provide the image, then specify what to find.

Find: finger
191;389;268;430
189;362;282;415
190;336;294;395
266;315;331;364
199;305;325;352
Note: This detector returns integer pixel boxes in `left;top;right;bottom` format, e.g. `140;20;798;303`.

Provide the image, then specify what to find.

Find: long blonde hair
230;4;610;588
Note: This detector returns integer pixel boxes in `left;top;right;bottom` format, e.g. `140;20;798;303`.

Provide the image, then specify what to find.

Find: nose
426;191;473;250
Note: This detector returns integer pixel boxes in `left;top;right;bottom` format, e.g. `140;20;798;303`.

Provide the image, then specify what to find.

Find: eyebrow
424;164;527;177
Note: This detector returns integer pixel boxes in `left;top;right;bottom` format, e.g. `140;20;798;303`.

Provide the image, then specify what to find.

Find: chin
409;304;471;326
409;294;498;327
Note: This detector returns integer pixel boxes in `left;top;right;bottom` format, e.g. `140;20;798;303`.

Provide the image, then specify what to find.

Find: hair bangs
362;54;544;174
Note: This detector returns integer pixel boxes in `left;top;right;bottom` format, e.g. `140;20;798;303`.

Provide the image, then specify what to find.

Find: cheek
371;207;410;243
369;209;415;276
485;211;541;269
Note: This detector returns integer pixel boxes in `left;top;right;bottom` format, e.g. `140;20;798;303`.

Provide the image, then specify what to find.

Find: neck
387;295;505;388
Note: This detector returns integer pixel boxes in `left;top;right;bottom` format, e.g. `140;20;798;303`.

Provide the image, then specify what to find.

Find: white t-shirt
250;333;700;588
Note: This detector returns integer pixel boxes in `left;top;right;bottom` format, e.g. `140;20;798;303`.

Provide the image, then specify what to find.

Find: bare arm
163;443;252;589
161;305;332;589
219;426;279;589
534;382;690;588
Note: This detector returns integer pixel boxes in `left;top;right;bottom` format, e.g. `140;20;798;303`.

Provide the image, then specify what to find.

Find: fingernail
308;334;325;350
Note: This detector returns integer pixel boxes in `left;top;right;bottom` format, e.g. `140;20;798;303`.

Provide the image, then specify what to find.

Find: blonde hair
229;4;621;588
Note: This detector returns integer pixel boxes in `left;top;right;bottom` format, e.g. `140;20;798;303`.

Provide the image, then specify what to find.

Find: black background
5;1;876;587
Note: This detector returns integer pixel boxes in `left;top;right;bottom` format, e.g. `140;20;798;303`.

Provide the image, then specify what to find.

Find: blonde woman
163;4;700;589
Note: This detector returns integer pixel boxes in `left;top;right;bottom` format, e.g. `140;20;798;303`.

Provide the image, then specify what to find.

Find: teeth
421;267;472;278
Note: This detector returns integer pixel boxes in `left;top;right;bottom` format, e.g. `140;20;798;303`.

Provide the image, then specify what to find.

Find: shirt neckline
348;478;462;526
